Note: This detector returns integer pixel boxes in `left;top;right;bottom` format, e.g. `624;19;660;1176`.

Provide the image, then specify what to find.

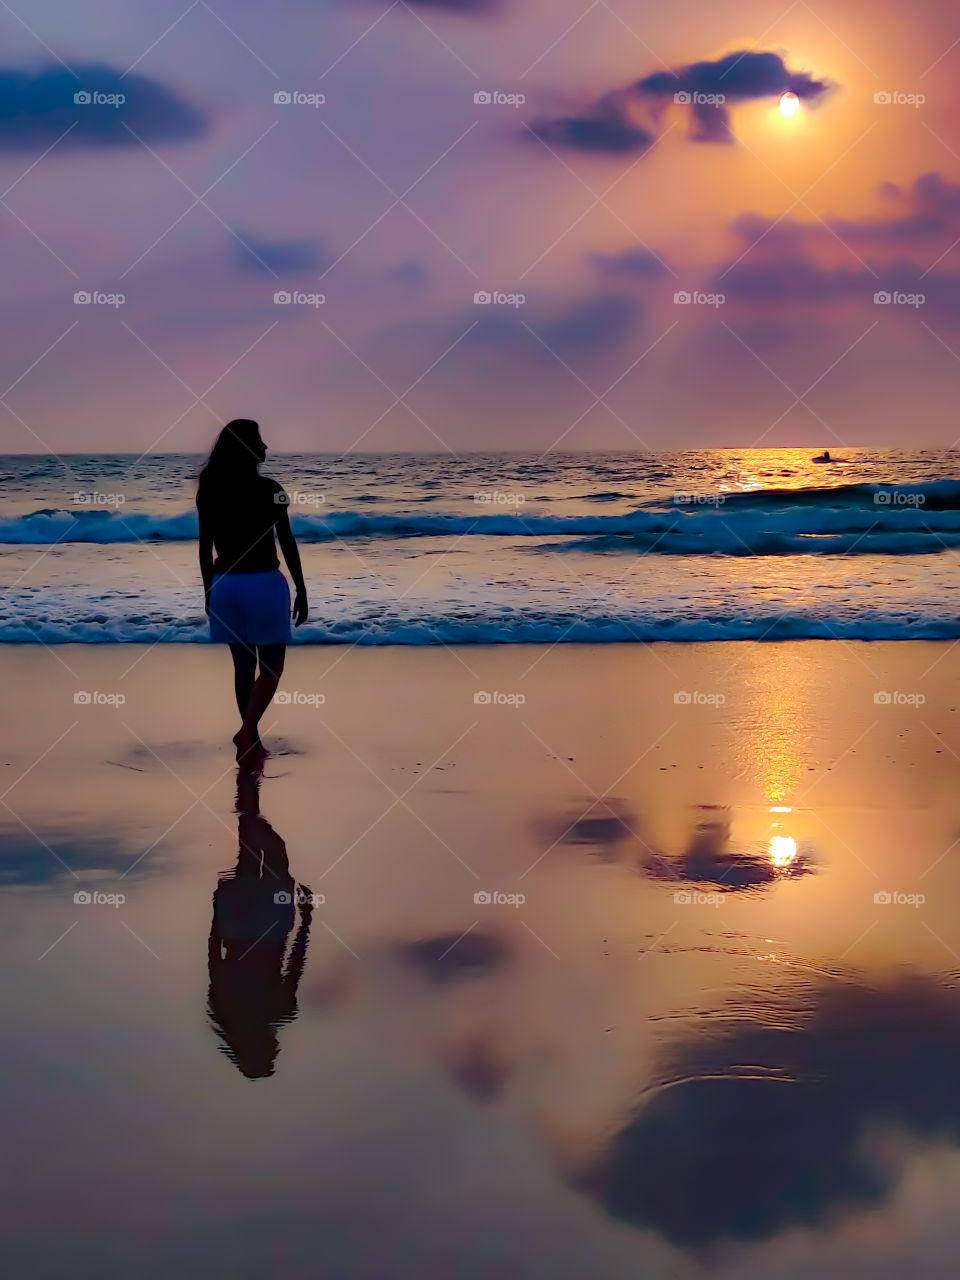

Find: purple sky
1;0;959;453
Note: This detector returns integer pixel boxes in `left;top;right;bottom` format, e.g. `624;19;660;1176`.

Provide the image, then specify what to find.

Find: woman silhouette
197;419;308;764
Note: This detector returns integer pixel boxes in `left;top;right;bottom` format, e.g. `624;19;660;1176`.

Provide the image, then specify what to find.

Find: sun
779;91;801;118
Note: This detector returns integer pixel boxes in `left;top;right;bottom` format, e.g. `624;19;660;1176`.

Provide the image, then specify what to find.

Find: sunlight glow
768;835;798;868
779;91;801;118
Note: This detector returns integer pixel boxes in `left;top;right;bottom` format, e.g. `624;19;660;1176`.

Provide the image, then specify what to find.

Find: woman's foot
233;728;266;768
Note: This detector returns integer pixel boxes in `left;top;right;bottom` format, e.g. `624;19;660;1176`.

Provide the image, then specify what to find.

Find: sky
0;0;959;453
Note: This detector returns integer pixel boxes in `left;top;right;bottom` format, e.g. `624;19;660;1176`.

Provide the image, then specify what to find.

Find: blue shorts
209;570;291;646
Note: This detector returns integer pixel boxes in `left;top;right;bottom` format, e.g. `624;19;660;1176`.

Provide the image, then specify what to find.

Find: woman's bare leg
229;643;257;719
234;644;285;761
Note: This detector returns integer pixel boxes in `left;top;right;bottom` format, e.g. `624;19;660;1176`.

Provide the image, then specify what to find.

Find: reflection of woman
197;418;308;765
207;772;312;1079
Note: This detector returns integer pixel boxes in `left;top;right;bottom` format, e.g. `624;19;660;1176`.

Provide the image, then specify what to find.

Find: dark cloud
234;233;329;277
719;254;869;304
470;293;639;361
829;172;960;245
717;177;960;324
531;90;654;154
639;51;830;145
538;293;638;355
534;50;830;152
717;248;960;323
389;259;430;288
576;973;960;1248
638;49;829;102
729;211;821;255
0;64;206;150
734;173;960;255
589;246;670;278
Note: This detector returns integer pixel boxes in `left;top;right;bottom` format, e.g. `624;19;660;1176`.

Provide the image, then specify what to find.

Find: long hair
198;419;262;499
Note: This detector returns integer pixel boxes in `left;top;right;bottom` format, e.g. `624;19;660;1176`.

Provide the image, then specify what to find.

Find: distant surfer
812;450;832;463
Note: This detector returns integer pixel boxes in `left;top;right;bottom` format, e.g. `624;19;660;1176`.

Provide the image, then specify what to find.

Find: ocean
3;447;960;644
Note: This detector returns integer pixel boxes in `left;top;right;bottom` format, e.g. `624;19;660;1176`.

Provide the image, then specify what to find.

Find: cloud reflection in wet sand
535;799;816;888
575;971;960;1250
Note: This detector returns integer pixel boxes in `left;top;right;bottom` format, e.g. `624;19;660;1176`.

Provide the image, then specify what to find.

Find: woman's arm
276;504;308;625
197;499;214;615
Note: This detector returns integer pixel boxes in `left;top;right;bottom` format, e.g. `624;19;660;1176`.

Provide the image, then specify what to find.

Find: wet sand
3;641;960;1278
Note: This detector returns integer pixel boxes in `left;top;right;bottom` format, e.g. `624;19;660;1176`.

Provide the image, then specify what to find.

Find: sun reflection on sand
732;646;819;803
769;833;799;869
